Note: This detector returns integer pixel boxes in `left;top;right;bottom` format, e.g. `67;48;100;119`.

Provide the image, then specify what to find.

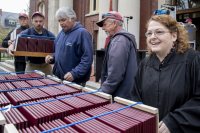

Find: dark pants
14;61;26;73
14;56;26;73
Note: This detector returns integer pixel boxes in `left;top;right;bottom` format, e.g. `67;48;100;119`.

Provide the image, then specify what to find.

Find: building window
5;19;17;27
93;0;97;10
90;0;99;13
38;2;45;16
176;0;200;10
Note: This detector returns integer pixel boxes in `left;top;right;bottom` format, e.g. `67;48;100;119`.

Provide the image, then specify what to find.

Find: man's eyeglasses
145;30;170;37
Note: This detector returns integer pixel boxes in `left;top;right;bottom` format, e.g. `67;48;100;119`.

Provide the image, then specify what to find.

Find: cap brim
32;13;44;19
96;18;107;27
19;16;28;19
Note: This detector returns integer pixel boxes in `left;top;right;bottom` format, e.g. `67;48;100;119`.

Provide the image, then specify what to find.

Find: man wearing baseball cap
19;11;55;75
96;11;123;27
97;11;138;100
31;11;45;19
3;12;29;73
19;13;29;19
185;18;192;24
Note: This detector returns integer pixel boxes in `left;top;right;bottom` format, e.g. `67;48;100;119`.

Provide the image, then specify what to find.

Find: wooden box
13;35;55;57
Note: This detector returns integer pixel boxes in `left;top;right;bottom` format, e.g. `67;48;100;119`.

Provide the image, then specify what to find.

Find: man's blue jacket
53;22;93;84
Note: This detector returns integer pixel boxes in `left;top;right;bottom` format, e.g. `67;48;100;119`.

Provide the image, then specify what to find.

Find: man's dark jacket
100;29;138;100
2;26;29;72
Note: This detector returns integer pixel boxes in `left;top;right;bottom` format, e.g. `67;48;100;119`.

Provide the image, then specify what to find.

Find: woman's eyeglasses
145;30;170;37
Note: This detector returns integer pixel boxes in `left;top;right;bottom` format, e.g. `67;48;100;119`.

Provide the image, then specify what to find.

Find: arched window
38;2;45;16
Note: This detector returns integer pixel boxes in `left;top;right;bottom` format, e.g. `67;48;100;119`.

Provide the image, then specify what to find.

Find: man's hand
45;55;53;64
159;121;170;133
8;40;14;46
7;44;14;56
64;72;74;82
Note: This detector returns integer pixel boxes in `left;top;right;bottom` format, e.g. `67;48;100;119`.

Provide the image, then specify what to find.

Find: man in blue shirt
21;12;55;75
45;7;93;86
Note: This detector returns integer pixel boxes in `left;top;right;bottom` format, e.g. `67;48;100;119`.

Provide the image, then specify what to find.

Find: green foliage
0;25;11;46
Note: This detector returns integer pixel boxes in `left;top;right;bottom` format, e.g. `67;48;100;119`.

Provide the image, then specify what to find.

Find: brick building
29;0;200;51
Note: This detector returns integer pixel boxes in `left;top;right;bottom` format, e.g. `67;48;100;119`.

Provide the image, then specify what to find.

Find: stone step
0;60;15;73
5;60;14;65
0;65;11;73
0;62;14;70
86;81;100;89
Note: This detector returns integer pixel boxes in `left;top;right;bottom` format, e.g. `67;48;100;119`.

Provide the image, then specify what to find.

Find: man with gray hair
96;11;138;100
45;7;93;86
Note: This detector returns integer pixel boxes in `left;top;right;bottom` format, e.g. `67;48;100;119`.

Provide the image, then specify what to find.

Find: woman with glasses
131;15;200;133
